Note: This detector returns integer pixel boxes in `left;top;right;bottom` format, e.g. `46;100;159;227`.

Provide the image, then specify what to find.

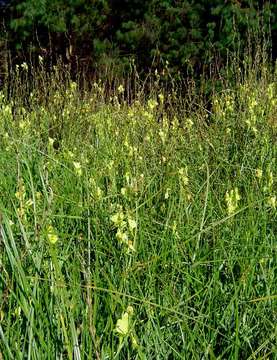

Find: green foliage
2;0;276;73
0;57;276;358
8;0;110;57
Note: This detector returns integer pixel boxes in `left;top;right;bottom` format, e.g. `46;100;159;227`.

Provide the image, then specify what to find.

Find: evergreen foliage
1;0;276;73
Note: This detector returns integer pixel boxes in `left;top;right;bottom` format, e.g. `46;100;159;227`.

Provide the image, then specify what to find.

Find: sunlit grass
0;61;276;359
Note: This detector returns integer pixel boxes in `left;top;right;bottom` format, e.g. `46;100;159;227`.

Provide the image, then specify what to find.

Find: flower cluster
15;178;34;219
47;225;58;245
110;206;137;252
178;166;192;202
89;177;103;200
120;172;144;200
114;305;138;348
225;187;241;215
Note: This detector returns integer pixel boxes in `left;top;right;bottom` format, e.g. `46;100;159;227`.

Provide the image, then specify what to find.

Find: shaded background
0;0;276;80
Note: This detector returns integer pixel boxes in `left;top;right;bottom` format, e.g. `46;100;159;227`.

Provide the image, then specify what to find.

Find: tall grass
0;56;276;359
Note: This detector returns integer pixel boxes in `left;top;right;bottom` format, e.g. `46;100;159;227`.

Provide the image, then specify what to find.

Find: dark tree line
0;0;276;76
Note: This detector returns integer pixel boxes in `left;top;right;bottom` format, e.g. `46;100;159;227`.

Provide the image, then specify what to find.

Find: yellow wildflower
111;211;125;228
118;84;124;94
73;161;82;176
127;218;137;231
164;187;171;200
47;225;58;245
225;187;241;215
115;306;134;337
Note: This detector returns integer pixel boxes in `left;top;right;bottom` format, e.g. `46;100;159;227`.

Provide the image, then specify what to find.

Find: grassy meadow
0;60;276;359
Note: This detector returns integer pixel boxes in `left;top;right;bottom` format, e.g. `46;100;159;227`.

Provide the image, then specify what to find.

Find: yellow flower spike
70;81;77;91
121;187;127;196
164;187;171;200
21;62;28;71
127;240;136;252
15;191;21;200
147;99;158;111
95;187;103;200
116;229;128;244
255;169;263;179
14;306;22;317
118;84;124;94
126;306;134;315
48;137;54;147
115;312;129;337
159;129;166;144
187;192;192;202
17;207;25;218
47;225;58;245
73;161;82;176
128;240;136;252
116;230;136;252
38;55;43;65
178;167;189;186
158;93;164;105
128;218;137;231
115;306;134;337
225;187;241;215
111;212;125;227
